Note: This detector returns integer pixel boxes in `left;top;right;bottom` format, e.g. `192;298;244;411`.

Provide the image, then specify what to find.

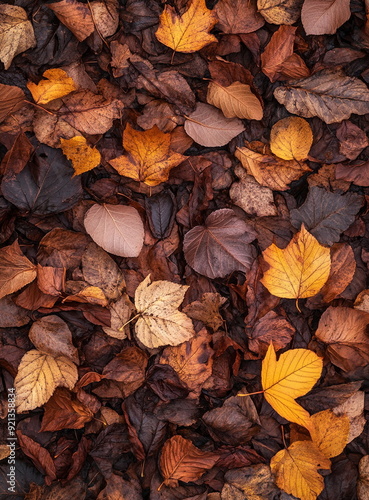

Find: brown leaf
183;292;226;331
301;0;351;35
223;464;278;499
41;388;94;431
17;430;57;483
37;229;89;268
183;209;256;279
246;311;295;358
335;161;369;187
207;81;263;120
208;60;254;87
336;121;369;160
110;41;132;78
0;295;30;328
159;435;219;488
261;25;297;82
215;0;264;34
0;84;25;123
102;346;148;386
47;0;95;41
316;306;369;371
257;0;303;25
0;240;37;300
1;131;33;178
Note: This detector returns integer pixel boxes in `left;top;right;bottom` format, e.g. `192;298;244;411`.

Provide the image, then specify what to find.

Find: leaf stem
237;390;264;397
118;313;141;331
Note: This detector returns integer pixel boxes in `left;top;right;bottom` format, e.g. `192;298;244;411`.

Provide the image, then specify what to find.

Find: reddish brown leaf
0;84;25;123
41;388;94;431
0;240;37;300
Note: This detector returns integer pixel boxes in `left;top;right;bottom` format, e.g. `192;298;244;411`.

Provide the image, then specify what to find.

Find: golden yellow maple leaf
270;116;313;161
271;441;331;500
155;0;218;53
60;136;101;176
261;224;331;299
260;344;322;432
27;68;77;105
109;124;186;186
310;409;350;459
207;81;263;120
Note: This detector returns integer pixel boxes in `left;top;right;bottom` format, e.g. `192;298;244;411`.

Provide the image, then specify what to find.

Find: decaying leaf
261;225;331;299
207;81;263;120
41;388;94;431
155;0;218;53
184;103;245;147
257;0;304;25
47;0;94;41
0;240;37;300
215;0;264;34
84;204;144;258
60;136;101;175
0;4;36;70
134;274;195;349
0;84;25;123
270;117;313;161
159;435;219;487
109;124;186;186
15;350;78;412
183;292;226;331
301;0;351;35
27;69;77;105
260;344;322;432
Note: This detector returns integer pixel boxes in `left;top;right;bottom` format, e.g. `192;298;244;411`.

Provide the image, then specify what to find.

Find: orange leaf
27;68;77;105
0;240;37;300
60;136;101;175
109;124;186;186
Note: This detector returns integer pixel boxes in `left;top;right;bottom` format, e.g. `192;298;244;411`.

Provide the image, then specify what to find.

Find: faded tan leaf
0;240;37;300
207;81;263;120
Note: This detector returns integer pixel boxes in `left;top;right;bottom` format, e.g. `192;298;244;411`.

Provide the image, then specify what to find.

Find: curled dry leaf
159;435;219;488
274;69;369;124
109;124;186;186
270;117;313;161
84;204;144;258
134;274;195;349
301;0;351;35
207;81;263;120
261;225;331;299
60;136;101;176
0;4;36;70
47;0;94;42
183;209;257;279
184;103;245;147
15;350;78;412
27;69;77;105
0;240;37;300
155;0;218;53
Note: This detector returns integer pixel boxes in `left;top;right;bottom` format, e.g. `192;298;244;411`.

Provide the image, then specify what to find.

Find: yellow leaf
261;224;331;299
27;68;77;105
207;81;263;120
270;116;313;161
134;275;195;348
109;124;186;186
155;0;218;53
60;136;101;176
310;409;350;458
271;441;331;500
261;344;322;432
15;349;78;412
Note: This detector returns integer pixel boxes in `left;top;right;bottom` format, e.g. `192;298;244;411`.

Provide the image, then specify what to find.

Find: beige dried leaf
207;81;263;120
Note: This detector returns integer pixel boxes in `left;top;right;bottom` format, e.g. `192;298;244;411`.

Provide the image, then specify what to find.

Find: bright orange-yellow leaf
60;136;101;176
155;0;218;53
27;68;77;105
310;409;349;458
109;124;186;186
261;344;322;432
271;441;331;500
261;224;331;299
270;116;313;161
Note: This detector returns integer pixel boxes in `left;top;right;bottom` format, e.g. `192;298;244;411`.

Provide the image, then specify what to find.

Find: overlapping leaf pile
1;0;369;499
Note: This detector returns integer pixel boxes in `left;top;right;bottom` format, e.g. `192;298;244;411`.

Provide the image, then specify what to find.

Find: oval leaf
84;204;144;258
207;81;263;120
270;117;313;161
301;0;351;35
0;240;37;299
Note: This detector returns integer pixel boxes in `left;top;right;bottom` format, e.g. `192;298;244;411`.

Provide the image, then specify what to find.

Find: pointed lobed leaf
261;344;323;431
27;68;77;105
261;225;331;299
207;81;263;120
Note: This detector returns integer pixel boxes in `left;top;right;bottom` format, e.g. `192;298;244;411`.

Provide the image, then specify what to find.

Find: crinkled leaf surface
27;68;77;105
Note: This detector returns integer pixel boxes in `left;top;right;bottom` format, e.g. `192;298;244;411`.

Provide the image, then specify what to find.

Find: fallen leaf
84;204;144;258
274;69;369;124
184;103;245;147
310;410;349;459
207;81;263;120
290;186;363;246
27;68;77;105
0;4;36;70
159;435;219;488
134;274;195;349
215;0;264;34
223;464;278;499
271;441;331;500
155;0;218;53
102;293;135;339
236;142;311;191
41;388;94;431
89;0;119;38
270;117;313;161
110;41;132;78
336;120;369;160
0;240;37;300
16;431;57;483
47;0;94;41
183;292;226;331
145;190;176;240
260;344;322;431
257;0;304;25
335;161;369;187
358;455;369;500
15;349;78;412
261;25;297;82
37;228;89;268
315;306;369;372
261;225;331;299
102;346;148;386
183;209;256;279
0;295;30;328
333;391;365;443
60;136;101;176
109;125;186;186
0;84;25;123
301;0;351;35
